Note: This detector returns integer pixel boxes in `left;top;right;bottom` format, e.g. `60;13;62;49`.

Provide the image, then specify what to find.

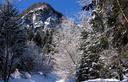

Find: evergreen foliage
77;0;128;81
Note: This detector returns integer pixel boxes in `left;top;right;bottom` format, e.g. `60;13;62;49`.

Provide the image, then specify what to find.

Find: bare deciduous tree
53;22;81;81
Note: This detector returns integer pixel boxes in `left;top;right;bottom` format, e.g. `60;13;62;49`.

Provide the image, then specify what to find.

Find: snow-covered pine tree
76;26;104;81
0;1;27;82
76;0;107;81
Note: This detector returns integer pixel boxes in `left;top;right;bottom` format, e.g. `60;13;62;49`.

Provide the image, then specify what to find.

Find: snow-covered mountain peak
21;2;78;33
22;2;62;16
21;2;64;32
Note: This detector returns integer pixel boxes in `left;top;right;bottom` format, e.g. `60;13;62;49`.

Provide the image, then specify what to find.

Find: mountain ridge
21;2;63;18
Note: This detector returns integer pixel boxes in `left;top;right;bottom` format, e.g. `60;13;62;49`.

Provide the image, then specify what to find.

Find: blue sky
0;0;81;18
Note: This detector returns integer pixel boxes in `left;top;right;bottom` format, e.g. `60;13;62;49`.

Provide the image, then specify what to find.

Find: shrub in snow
38;72;43;75
22;41;53;76
11;69;21;79
22;72;31;79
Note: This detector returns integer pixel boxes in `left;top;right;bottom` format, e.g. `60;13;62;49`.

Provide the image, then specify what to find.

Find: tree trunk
4;76;9;82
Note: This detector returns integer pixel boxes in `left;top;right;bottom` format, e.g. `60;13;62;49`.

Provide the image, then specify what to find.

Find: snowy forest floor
0;72;127;82
0;72;75;82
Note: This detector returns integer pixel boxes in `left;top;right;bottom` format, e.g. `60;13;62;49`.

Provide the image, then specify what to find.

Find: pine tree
76;0;106;81
76;27;104;82
0;1;27;82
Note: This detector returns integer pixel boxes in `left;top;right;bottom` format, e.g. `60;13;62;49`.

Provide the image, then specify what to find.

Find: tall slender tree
0;0;27;82
76;0;105;81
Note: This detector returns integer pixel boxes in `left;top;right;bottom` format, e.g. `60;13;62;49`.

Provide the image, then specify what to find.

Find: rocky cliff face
21;2;76;40
21;2;63;32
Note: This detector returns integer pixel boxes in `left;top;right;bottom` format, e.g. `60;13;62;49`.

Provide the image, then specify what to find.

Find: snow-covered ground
0;71;127;82
84;79;128;82
0;73;57;82
0;77;128;82
84;79;119;82
0;70;75;82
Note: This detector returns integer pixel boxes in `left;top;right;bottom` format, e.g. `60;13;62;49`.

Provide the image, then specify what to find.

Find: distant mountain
21;2;63;17
21;2;64;30
21;2;77;45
